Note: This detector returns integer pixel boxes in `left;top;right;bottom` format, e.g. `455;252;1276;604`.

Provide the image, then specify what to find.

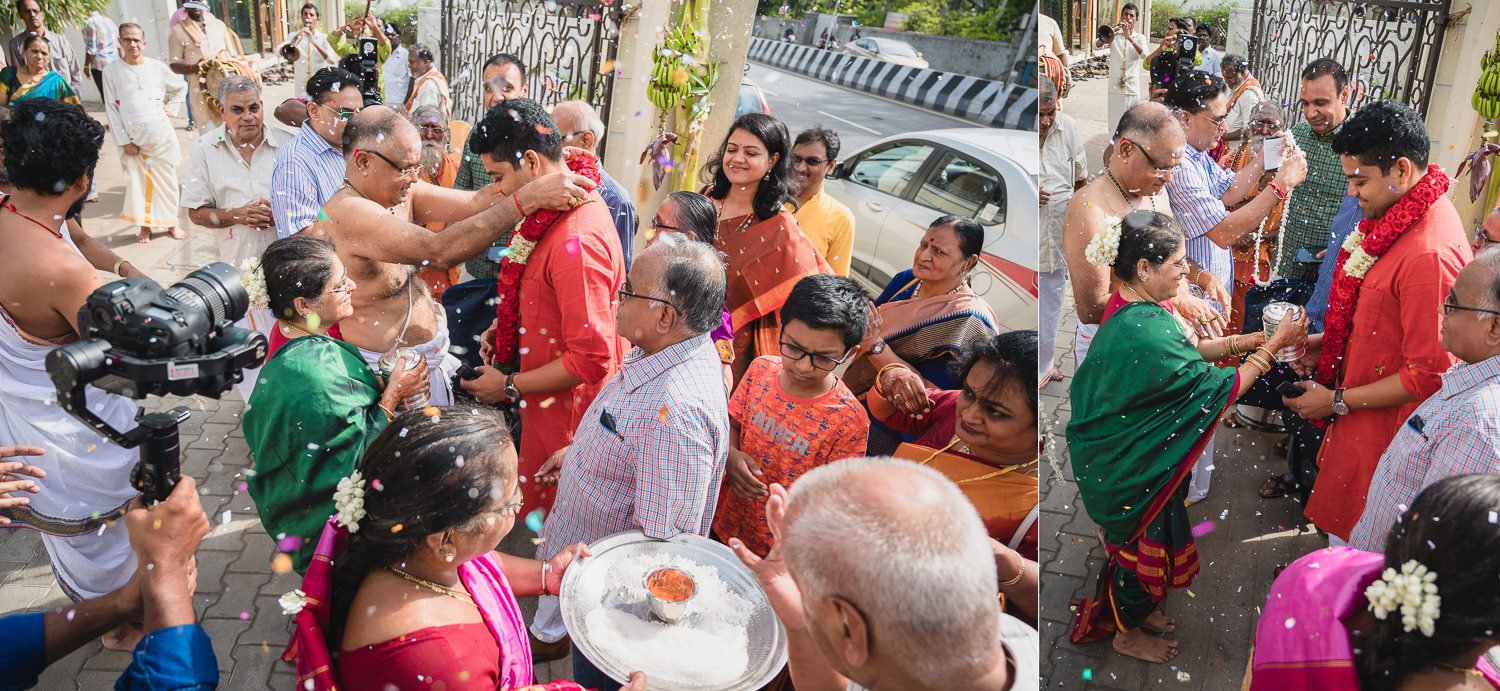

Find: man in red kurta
1284;101;1471;542
461;99;627;517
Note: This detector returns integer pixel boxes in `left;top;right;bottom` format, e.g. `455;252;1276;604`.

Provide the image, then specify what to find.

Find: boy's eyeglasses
779;340;853;371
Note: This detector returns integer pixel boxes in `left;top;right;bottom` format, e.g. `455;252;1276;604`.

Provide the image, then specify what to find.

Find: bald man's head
341;105;414;155
780;457;999;681
1115;101;1181;142
551;99;605;153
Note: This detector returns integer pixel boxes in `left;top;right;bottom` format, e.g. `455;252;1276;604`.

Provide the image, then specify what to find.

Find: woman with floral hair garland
1068;210;1307;663
243;236;429;574
1249;473;1500;689
283;406;645;690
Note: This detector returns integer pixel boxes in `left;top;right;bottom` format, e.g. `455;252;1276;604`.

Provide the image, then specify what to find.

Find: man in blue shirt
0;474;217;691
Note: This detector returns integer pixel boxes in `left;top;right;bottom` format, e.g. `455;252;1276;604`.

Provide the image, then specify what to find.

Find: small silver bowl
644;567;697;623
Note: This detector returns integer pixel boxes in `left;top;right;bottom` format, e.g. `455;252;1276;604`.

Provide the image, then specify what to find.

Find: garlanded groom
461;98;628;522
1284;100;1473;544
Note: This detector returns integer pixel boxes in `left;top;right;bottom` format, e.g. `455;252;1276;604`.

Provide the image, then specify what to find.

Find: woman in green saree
1067;211;1307;663
243;236;428;574
0;34;80;108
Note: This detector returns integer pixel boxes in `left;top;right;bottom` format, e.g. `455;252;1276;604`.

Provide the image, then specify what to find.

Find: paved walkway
1;83;576;688
1037;67;1326;688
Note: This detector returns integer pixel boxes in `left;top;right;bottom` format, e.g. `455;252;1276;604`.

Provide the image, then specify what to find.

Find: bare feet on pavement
1143;606;1176;634
100;621;144;651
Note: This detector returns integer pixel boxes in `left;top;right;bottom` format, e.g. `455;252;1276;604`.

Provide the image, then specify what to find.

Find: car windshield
876;40;917;57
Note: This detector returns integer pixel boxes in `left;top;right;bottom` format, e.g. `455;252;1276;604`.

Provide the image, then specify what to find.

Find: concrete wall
753;15;1013;81
748;37;1035;130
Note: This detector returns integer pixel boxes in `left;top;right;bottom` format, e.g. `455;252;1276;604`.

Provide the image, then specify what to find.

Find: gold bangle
1245;354;1271;375
1225;335;1240;358
112;258;128;275
999;558;1026;587
873;363;909;397
378;403;396;420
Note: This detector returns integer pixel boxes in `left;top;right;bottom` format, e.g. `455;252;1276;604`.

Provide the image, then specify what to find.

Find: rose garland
1313;165;1448;408
491;155;602;372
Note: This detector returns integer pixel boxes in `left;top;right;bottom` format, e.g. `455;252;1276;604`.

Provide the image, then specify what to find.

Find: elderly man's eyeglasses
355;148;422;178
1119;138;1178;178
1442;293;1500;317
1476;227;1500;249
617;287;677;310
779;340;852;371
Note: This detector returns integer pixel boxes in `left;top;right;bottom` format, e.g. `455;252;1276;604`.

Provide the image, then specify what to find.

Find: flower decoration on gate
491;154;602;372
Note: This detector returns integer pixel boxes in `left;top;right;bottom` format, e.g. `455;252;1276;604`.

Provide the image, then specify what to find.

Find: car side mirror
829;163;847;180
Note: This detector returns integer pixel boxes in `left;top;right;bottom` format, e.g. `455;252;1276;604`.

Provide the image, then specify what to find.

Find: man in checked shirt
1348;249;1500;551
528;236;732;682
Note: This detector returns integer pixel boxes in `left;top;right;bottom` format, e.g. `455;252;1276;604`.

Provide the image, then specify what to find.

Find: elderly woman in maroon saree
705;113;830;382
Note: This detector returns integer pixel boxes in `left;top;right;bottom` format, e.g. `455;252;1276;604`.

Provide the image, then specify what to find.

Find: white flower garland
1341;229;1377;279
1258;130;1297;288
333;470;367;533
240;257;269;311
279;588;308;616
1084;216;1123;266
1364;559;1441;637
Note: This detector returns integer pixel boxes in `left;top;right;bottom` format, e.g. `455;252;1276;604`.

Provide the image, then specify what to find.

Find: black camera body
1176;34;1200;76
338;36;383;106
46;263;266;503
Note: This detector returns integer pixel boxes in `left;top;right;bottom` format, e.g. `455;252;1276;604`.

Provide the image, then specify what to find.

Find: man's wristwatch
503;373;521;403
1331;388;1350;416
869;340;887;355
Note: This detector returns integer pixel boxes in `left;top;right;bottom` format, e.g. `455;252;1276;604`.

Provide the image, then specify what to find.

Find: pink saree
286;518;577;690
1249;547;1500;689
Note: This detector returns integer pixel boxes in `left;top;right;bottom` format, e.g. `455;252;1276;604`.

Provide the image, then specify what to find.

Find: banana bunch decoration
1473;33;1500;120
647;25;720;118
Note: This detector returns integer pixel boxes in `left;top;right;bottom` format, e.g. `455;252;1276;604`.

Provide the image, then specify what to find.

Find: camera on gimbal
338;36;383;106
46;263;267;503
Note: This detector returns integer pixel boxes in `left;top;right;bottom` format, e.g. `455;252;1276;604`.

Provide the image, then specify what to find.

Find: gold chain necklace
386;567;475;606
921;437;1037;483
278;320;320;339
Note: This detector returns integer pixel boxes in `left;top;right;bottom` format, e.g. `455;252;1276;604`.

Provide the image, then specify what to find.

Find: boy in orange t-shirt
716;274;870;556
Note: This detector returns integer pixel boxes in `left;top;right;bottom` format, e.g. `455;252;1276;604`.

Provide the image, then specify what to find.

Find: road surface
745;63;979;152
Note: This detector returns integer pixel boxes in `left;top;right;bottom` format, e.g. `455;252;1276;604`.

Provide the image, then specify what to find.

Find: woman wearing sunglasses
243;236;429;574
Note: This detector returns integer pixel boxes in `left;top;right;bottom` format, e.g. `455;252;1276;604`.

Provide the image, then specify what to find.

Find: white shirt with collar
181;122;294;267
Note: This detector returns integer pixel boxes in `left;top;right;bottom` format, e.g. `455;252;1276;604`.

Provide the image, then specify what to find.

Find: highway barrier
747;37;1036;130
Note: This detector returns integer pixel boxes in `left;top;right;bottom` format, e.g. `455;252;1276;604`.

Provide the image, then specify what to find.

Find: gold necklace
386;567;475;606
278;320;321;339
1121;283;1157;304
1431;662;1484;678
921;437;1037;483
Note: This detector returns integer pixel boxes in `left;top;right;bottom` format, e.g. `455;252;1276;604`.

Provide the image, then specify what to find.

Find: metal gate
439;0;622;153
1247;0;1451;119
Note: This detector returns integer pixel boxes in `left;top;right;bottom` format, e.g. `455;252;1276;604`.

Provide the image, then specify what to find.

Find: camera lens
163;263;248;325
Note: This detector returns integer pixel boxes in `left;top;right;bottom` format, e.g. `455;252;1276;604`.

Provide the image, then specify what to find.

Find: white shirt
1038;14;1066;61
1106;32;1146;95
382;44;411;108
82;12;119;71
1200;46;1223;76
1227;81;1267;136
101;59;186;157
181;123;293;266
1040;111;1087;274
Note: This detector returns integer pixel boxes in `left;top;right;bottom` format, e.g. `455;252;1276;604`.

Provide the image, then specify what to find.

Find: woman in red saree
1068;212;1306;663
283;407;645;690
705;113;831;383
1249;474;1500;690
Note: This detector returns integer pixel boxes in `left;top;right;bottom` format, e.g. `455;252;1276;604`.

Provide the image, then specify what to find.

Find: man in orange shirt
410;104;463;298
1285;100;1472;543
462;98;627;517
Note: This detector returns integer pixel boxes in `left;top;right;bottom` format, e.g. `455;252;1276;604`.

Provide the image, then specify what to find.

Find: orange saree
715;209;830;378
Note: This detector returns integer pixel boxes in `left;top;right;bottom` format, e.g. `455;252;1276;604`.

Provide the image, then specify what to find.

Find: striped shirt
538;334;730;561
270;122;347;238
1166;142;1234;289
1275;120;1347;281
1348;355;1500;552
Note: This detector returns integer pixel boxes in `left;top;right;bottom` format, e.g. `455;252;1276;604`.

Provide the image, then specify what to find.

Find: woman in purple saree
1250;474;1500;690
281;406;646;690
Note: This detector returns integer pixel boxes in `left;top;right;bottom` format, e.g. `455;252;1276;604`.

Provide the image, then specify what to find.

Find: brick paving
1037;65;1326;689
0;83;577;688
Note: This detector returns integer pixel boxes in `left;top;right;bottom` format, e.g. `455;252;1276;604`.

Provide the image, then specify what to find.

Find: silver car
822;128;1039;331
840;37;930;70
